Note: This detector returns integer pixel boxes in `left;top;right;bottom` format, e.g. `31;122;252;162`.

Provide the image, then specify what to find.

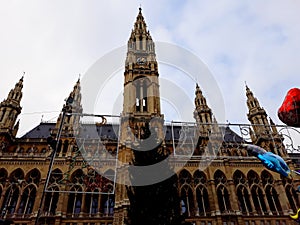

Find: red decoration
278;88;300;127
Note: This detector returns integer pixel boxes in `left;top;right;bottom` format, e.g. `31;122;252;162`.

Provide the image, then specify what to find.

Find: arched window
1;168;24;216
43;186;59;216
26;168;41;185
9;168;24;183
134;78;149;113
236;185;252;214
285;185;299;212
101;193;114;216
251;185;267;215
62;140;69;156
194;170;210;216
43;169;62;216
214;170;231;213
265;185;281;215
196;185;210;216
178;170;194;216
233;170;252;215
261;170;274;187
214;170;227;186
1;184;19;216
18;185;36;214
180;185;194;217
85;189;99;214
67;185;82;215
71;169;84;184
217;185;231;213
247;170;260;186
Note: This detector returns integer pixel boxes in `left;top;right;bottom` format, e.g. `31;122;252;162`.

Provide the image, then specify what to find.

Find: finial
78;73;81;82
139;5;142;13
21;71;25;80
41;114;44;122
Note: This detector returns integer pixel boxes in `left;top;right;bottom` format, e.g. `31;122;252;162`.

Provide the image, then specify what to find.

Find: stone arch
25;168;41;185
247;170;260;187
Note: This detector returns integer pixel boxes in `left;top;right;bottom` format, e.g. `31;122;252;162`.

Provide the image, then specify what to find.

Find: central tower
119;7;164;148
114;8;166;225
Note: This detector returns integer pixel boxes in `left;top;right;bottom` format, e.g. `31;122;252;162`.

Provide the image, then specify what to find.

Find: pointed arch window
43;169;62;216
85;189;99;214
214;170;231;213
194;170;210;216
233;170;252;215
134;78;148;113
18;185;36;214
217;185;231;213
265;185;281;215
251;185;267;215
101;194;114;216
67;185;82;215
285;185;299;212
180;185;194;217
43;186;59;216
1;184;19;216
236;185;252;214
196;185;210;216
247;170;260;186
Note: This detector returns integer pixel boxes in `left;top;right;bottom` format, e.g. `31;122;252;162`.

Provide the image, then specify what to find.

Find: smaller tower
246;85;271;138
0;76;23;141
193;83;212;136
52;79;82;138
246;85;284;156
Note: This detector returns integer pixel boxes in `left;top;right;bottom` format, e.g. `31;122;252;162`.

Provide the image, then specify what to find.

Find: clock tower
113;8;166;225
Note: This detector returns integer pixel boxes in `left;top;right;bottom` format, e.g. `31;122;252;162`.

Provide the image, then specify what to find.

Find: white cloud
0;0;299;142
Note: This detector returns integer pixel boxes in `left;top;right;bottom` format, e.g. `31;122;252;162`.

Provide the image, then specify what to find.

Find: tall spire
245;84;285;156
194;83;212;124
127;7;155;57
0;76;24;138
52;79;82;137
122;7;160;116
193;83;213;137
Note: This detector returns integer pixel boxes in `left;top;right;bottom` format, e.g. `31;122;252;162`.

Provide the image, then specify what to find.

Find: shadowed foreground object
278;88;300;127
243;144;291;178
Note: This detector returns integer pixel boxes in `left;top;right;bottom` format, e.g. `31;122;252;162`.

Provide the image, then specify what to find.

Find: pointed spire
195;83;202;95
194;83;212;124
0;76;24;138
52;79;83;137
245;84;261;109
6;76;24;104
127;7;155;53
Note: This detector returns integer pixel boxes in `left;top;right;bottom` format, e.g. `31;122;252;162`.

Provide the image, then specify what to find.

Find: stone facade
0;8;299;225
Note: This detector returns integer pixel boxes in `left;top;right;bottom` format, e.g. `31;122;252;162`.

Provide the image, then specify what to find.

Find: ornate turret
52;79;82;138
193;84;214;136
0;76;23;140
245;85;284;156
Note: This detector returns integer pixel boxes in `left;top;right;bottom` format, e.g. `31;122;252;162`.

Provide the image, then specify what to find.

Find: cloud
0;0;299;143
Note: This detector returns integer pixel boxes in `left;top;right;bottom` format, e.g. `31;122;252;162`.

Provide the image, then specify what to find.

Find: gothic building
0;8;300;225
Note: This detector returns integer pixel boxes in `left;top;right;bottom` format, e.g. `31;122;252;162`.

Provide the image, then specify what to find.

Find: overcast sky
0;0;300;140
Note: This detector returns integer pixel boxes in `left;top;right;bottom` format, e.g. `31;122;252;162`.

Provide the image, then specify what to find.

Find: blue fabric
245;144;291;177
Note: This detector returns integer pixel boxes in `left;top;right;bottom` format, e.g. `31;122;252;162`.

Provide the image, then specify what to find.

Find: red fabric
278;88;300;127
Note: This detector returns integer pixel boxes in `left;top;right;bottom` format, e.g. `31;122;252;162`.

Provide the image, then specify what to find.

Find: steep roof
20;122;244;144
